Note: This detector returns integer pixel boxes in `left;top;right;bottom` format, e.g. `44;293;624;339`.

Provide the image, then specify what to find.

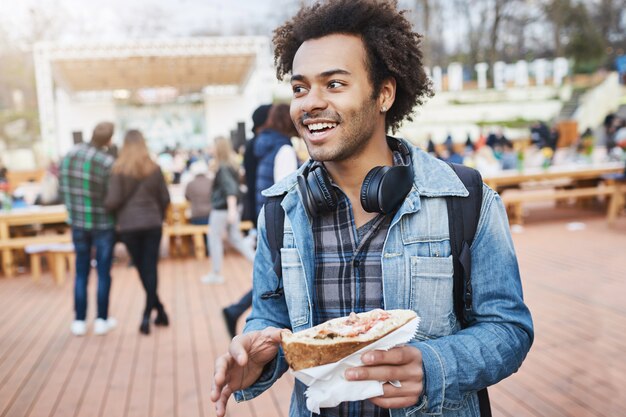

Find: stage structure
33;37;282;158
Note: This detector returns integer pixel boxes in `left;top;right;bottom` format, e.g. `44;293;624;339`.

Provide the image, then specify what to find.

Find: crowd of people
47;98;302;339
422;115;626;177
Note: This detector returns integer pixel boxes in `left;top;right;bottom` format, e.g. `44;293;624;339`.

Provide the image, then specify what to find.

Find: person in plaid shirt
211;1;533;416
60;121;117;337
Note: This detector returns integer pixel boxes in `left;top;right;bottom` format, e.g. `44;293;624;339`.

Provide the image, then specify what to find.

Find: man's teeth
308;122;338;132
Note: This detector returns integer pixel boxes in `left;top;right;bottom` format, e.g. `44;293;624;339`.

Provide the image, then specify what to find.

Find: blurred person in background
34;163;62;205
201;136;255;284
60;121;117;336
184;160;214;225
105;130;170;335
500;141;518;170
253;103;299;216
241;104;272;228
221;103;299;338
184;160;214;257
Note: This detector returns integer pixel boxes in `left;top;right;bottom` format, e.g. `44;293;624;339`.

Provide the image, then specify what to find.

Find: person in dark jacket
253;103;299;217
221;104;299;338
105;130;170;335
241;104;272;227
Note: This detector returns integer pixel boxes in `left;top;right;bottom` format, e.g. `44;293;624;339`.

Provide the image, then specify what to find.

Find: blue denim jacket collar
262;138;469;200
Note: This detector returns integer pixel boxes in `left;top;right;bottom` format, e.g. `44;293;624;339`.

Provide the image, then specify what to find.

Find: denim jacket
236;140;534;417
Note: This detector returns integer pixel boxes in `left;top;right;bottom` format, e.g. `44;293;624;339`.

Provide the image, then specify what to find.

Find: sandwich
281;309;417;371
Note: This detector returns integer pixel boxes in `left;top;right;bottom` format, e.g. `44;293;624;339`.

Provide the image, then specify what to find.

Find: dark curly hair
273;0;433;133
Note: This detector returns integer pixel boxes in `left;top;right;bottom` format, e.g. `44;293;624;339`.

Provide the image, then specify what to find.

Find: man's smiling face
289;34;383;162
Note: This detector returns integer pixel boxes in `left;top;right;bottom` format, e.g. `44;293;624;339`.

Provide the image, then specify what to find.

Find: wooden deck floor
1;206;625;417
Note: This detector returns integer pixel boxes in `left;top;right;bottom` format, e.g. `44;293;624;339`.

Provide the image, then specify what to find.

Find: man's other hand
344;345;424;409
210;327;282;417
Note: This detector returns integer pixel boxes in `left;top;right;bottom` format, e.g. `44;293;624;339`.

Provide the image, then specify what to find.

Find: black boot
155;308;169;326
140;316;150;335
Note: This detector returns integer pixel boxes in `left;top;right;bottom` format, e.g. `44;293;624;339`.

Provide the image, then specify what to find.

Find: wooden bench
501;185;617;225
163;220;254;260
0;233;73;282
164;224;209;260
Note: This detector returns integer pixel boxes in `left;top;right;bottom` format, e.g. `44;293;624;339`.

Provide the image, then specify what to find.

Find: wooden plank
0;284;71;417
0;282;69;411
184;259;219;417
501;186;615;204
0;234;72;249
173;259;203;417
98;265;144;417
72;271;137;417
0;211;623;417
152;260;176;417
0;278;44;354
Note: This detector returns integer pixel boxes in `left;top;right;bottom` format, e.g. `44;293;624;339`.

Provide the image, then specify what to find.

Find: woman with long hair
105;130;170;335
202;136;255;283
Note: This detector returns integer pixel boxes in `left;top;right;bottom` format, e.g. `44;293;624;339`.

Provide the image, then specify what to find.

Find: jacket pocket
281;248;310;330
409;255;455;338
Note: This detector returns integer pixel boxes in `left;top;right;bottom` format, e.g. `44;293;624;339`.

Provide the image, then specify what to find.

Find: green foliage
476;118;534;129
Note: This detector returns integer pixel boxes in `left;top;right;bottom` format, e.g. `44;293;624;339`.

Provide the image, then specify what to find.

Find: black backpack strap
260;195;286;300
446;162;483;328
446;162;490;417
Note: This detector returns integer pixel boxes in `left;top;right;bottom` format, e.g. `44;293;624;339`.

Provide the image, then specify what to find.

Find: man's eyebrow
290;69;351;83
319;69;351;78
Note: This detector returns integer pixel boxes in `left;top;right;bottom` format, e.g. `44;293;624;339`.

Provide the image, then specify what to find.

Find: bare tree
539;0;574;56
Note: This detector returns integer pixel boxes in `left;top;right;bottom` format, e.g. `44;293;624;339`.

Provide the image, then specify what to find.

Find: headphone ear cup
309;166;337;214
297;173;317;218
360;166;388;213
377;165;413;214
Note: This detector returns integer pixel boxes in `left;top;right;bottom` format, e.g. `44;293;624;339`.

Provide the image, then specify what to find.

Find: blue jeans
190;216;209;225
72;227;115;321
225;289;252;320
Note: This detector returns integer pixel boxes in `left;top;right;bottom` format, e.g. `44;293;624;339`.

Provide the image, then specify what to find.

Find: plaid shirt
60;143;115;230
311;151;406;417
311;191;391;417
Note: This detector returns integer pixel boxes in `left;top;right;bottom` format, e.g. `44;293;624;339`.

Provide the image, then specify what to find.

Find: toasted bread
281;309;416;371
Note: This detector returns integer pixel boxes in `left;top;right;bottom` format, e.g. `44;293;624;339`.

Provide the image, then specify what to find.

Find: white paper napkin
289;316;420;414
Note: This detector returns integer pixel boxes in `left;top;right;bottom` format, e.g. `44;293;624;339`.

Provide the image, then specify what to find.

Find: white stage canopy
34;37;272;158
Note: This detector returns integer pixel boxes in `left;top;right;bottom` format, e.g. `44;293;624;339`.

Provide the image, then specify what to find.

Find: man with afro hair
211;1;533;416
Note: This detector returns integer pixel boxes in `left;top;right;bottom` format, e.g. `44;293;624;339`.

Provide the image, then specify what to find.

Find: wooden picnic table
482;162;625;191
0;205;69;277
483;162;626;224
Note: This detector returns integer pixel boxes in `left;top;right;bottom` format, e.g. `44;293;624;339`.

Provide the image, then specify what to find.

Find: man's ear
378;77;396;112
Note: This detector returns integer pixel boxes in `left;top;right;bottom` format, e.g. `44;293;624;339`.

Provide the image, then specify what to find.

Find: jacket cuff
411;340;445;415
234;353;288;402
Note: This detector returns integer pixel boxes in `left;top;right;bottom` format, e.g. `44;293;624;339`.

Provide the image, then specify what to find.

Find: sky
0;0;304;43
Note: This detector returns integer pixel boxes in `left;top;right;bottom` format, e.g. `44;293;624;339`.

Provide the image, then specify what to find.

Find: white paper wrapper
289;316;420;414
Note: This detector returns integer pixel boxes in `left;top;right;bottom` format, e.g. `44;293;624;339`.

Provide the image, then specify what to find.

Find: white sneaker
93;317;117;335
201;273;224;284
70;320;87;336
